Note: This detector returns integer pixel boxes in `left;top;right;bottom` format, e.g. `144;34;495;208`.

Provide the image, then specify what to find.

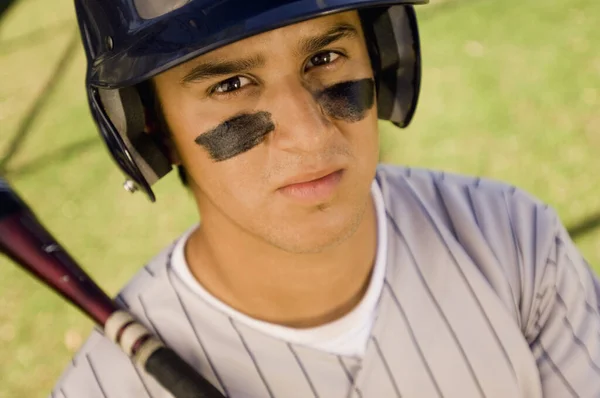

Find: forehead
186;10;361;62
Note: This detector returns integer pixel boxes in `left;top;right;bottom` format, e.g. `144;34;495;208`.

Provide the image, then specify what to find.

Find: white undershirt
171;180;388;358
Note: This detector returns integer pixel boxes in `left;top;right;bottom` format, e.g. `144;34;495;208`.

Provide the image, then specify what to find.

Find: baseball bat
0;179;225;398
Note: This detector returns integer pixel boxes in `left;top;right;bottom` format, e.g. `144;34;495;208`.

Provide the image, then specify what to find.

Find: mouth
278;168;345;203
280;167;344;187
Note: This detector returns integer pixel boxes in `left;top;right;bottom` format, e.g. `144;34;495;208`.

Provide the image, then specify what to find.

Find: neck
185;197;378;328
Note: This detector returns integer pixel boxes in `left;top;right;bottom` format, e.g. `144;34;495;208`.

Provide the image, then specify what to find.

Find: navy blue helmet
74;0;428;201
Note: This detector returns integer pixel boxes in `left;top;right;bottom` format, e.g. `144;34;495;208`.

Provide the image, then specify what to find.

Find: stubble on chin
264;195;372;255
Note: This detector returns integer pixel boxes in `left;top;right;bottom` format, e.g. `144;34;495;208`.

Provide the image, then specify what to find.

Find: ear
161;136;184;167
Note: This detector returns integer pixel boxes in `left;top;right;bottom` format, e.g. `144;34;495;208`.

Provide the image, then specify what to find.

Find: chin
264;201;368;254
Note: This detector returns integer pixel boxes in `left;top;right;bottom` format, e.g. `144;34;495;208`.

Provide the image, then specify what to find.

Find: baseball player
51;0;600;397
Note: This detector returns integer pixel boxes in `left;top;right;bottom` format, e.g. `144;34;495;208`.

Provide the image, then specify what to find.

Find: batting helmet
74;0;429;201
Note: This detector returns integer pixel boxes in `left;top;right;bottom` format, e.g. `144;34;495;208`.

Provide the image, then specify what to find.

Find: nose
266;78;336;154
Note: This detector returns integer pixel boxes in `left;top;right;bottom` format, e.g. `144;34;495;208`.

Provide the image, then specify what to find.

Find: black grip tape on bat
144;346;226;398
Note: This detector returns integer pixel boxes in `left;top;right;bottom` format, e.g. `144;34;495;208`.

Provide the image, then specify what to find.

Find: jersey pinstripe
50;164;600;398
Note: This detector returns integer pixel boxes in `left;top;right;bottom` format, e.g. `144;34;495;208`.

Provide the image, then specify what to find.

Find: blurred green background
0;0;598;396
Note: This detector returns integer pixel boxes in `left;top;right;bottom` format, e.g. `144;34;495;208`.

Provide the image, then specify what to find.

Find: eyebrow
297;23;359;55
180;23;358;84
181;55;265;84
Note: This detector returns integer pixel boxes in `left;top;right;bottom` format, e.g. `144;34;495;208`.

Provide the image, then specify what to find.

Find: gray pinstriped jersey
50;164;600;398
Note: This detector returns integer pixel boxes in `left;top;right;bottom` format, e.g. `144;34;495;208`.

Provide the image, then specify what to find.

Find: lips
279;168;344;188
278;168;345;203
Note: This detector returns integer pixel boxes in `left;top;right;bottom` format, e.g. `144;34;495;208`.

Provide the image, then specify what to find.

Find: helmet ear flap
97;87;172;190
362;5;422;128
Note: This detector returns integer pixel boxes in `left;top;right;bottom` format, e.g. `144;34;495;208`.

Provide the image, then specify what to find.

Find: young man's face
153;10;380;253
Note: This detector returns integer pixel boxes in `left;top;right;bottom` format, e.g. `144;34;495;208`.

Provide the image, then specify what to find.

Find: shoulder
375;164;562;324
375;162;561;258
376;163;546;206
115;240;178;310
375;163;557;230
50;327;165;398
50;241;181;397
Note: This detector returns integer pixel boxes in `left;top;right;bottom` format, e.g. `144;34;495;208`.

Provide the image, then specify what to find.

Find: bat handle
0;181;226;398
105;311;226;398
143;345;226;398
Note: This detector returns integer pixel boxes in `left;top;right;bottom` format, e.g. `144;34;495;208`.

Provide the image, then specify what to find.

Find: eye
212;76;252;94
305;51;341;70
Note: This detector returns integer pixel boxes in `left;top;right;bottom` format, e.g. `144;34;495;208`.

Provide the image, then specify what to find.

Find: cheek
187;153;269;209
169;112;269;196
341;105;380;171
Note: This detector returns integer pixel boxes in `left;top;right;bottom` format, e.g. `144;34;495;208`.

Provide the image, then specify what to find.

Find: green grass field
1;0;599;396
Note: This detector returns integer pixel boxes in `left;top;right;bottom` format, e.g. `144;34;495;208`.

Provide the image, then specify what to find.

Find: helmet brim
89;0;428;88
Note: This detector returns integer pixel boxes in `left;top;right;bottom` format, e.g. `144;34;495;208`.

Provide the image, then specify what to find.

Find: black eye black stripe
194;78;375;161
